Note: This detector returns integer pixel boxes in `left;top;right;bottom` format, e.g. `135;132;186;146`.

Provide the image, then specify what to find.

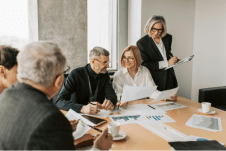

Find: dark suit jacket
137;34;177;91
55;64;117;113
0;82;75;150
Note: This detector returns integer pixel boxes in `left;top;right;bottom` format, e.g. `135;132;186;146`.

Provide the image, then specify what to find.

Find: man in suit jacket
55;47;117;114
0;42;113;150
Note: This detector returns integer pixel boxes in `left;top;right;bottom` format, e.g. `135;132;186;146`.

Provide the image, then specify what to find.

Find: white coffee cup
108;122;120;137
201;102;211;113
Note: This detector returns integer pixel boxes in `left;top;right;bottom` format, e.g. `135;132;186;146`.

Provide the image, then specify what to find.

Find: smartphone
81;115;107;126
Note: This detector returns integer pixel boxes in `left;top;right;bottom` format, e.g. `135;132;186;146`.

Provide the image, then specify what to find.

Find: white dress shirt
113;66;161;101
152;37;169;69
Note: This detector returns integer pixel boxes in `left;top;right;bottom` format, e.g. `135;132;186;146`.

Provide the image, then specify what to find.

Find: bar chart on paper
111;115;145;122
108;113;175;125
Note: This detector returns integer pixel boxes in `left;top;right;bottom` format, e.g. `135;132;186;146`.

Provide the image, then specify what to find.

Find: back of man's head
17;41;66;86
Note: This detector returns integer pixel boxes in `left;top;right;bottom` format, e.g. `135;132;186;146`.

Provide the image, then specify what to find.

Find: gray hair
89;46;110;61
17;41;66;86
144;15;167;38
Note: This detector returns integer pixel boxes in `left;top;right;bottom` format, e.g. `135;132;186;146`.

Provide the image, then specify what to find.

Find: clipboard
165;55;194;70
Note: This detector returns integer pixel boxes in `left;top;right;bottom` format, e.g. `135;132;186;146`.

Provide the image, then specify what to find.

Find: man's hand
116;102;128;108
80;102;102;114
168;56;178;66
93;128;113;150
102;99;114;111
69;119;79;131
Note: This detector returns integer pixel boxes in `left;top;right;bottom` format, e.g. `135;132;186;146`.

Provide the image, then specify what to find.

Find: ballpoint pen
147;105;155;110
117;96;122;110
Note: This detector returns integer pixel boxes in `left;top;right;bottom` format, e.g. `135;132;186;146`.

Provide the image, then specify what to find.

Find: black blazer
0;82;74;150
137;34;177;91
55;64;117;112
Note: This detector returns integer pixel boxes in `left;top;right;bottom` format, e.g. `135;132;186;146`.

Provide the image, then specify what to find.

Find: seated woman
0;45;19;94
113;45;161;108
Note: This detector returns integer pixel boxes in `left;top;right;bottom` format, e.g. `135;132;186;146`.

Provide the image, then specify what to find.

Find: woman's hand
168;57;178;66
70;119;80;131
116;102;128;108
166;94;178;102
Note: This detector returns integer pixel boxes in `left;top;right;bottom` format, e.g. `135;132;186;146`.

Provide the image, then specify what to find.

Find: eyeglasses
63;65;70;74
55;65;70;79
95;59;111;66
151;28;163;33
123;57;134;62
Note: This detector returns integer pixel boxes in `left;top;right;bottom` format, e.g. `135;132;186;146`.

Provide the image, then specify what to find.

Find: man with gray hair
55;46;117;114
0;42;113;150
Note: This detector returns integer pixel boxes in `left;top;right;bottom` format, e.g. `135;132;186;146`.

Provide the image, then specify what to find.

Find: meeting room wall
191;0;226;101
28;0;87;71
140;0;196;99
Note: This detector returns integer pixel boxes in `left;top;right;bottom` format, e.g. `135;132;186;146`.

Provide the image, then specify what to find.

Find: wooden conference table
61;96;226;150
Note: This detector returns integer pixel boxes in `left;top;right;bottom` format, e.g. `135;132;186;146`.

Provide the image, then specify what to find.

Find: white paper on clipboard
165;55;194;70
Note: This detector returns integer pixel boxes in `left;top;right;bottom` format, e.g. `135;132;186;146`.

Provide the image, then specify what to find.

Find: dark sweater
55;64;117;112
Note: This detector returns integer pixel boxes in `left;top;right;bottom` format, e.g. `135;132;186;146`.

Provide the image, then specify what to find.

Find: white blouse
113;66;161;101
152;37;168;69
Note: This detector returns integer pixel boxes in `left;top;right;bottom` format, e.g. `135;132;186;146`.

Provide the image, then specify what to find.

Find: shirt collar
88;64;99;79
122;66;142;74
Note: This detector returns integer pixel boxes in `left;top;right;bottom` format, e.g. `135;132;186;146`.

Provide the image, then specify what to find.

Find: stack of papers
185;114;222;132
65;109;94;140
150;102;186;111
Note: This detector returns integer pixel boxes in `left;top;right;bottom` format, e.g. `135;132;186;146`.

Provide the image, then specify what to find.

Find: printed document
151;87;179;103
151;102;186;111
121;86;157;103
65;109;94;140
185;114;222;132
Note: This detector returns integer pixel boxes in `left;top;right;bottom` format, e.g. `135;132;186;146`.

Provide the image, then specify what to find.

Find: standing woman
137;16;179;93
0;45;19;94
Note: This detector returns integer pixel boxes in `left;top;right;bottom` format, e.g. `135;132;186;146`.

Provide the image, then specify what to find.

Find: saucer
113;131;126;141
197;108;216;114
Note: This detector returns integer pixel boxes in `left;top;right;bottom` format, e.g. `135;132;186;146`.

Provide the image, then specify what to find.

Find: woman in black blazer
137;16;179;93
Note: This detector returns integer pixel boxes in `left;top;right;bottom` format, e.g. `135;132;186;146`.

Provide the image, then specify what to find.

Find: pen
89;102;102;109
78;119;102;133
169;54;179;63
147;105;155;110
117;96;122;110
87;125;102;133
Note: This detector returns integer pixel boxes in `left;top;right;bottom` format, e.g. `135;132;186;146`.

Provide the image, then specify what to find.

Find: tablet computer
81;115;107;127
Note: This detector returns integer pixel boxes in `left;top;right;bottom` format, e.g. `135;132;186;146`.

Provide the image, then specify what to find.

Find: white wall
141;0;196;99
191;0;226;101
128;0;141;45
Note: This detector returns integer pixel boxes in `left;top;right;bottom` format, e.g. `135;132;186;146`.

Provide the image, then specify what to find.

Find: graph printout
186;114;222;132
108;113;175;125
151;102;186;111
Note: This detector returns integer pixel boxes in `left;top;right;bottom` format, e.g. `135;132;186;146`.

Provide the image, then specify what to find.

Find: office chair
198;86;226;111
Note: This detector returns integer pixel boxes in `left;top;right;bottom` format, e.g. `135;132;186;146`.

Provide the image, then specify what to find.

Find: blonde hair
144;15;167;38
120;45;141;69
